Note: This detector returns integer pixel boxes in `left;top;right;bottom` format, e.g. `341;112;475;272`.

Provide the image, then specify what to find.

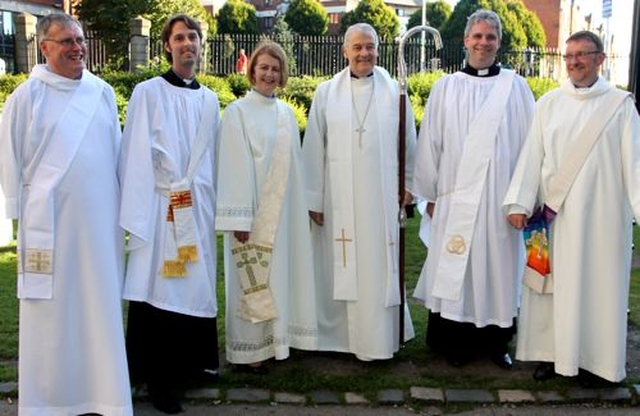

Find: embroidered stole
231;100;292;323
326;67;401;306
162;90;218;276
18;71;103;299
431;70;515;301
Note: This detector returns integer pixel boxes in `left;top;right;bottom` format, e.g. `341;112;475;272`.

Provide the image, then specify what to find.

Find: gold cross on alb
334;228;353;268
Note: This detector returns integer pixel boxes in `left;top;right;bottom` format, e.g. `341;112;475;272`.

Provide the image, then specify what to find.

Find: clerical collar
350;71;374;79
162;69;200;90
461;64;500;77
573;78;599;89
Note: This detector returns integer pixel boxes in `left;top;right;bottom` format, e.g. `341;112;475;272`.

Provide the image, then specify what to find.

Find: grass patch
1;219;639;391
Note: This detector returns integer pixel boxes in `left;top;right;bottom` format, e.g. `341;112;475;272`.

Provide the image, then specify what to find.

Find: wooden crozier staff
396;25;442;345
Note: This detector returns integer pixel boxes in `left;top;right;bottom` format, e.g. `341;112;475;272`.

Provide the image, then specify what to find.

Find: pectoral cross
334;228;353;268
356;126;366;148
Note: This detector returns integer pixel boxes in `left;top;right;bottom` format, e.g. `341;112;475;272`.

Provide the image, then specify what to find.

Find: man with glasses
505;30;640;386
0;13;132;415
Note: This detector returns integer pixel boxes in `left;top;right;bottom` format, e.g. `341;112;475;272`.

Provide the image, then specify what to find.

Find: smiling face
40;22;86;79
464;20;500;70
251;53;282;97
564;38;605;87
343;28;378;78
164;20;201;79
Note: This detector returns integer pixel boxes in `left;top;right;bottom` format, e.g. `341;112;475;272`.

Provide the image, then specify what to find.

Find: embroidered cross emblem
236;252;258;286
170;190;192;209
25;249;53;274
334;228;353;268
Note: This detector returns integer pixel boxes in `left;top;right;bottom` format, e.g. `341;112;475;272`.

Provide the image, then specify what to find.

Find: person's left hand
234;231;250;243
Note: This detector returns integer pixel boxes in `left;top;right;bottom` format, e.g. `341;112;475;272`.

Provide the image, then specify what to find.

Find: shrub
526;77;559;100
226;73;251;97
198;74;237;108
280;95;308;137
0;74;28;111
407;70;445;109
280;75;327;113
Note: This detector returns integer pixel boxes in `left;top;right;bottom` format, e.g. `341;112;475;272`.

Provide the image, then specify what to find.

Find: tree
440;0;530;51
217;0;259;34
273;17;298;74
506;0;546;48
340;0;400;41
78;0;214;67
284;0;329;36
407;0;452;32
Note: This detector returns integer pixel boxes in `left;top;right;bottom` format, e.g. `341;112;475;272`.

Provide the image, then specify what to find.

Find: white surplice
412;70;534;328
120;77;219;318
302;67;416;361
216;90;318;363
504;77;640;382
0;65;132;416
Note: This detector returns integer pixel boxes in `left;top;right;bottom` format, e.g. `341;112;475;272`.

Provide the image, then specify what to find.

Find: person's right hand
234;231;250;243
507;214;527;230
426;202;435;218
309;211;324;226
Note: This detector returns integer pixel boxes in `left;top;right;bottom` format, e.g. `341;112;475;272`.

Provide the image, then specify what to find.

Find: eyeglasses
43;37;86;47
562;51;601;61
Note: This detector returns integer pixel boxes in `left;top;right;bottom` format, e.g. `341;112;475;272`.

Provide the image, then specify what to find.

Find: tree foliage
440;0;544;53
407;0;452;32
340;0;400;41
284;0;329;36
78;0;213;67
272;17;298;75
217;0;259;34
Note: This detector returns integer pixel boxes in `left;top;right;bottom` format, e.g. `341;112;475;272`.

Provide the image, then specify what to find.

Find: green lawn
1;219;639;395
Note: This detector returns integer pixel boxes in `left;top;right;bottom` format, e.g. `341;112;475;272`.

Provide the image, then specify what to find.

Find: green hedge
0;71;559;132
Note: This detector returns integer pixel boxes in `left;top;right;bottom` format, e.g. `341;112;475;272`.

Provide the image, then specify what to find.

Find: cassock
119;70;220;399
504;77;640;382
302;66;416;361
216;89;318;364
412;66;534;362
0;65;132;416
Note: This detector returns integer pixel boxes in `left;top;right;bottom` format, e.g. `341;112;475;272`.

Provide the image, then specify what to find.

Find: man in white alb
302;23;416;361
120;14;220;414
0;13;132;416
412;9;534;369
504;30;640;386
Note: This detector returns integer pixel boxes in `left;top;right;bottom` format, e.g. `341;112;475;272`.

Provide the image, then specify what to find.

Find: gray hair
566;30;604;52
343;23;379;49
37;13;82;39
464;9;502;40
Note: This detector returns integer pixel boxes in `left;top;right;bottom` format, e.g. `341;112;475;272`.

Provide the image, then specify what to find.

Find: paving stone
445;389;494;403
0;382;16;394
310;390;340;404
632;385;640;405
537;390;565;403
226;388;270;402
566;388;599;401
598;387;632;401
344;392;369;404
410;387;444;403
497;389;535;403
184;388;220;400
274;392;306;404
377;389;404;405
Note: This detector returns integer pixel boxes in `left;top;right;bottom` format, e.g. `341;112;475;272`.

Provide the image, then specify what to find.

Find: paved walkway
2;381;640;414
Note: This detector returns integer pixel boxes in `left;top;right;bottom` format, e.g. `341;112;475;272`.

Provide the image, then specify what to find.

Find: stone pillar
199;20;209;74
129;16;151;72
15;13;38;74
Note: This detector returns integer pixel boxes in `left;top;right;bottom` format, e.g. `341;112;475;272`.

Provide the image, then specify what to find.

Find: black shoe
151;396;183;414
577;369;620;388
490;353;513;370
533;362;556;381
